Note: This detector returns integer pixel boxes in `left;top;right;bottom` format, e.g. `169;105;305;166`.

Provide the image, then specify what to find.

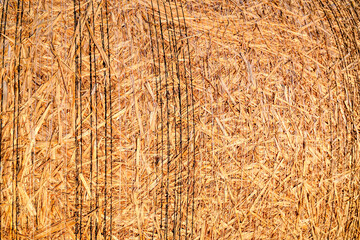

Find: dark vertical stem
175;2;184;238
173;1;187;238
16;1;24;238
162;2;175;238
12;0;23;238
0;0;9;237
165;1;181;237
92;0;99;238
73;0;80;238
104;1;113;237
178;1;191;238
155;0;168;237
89;4;94;238
78;1;84;238
100;3;108;238
164;1;183;236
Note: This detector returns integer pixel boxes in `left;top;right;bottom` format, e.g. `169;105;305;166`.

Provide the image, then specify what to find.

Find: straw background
1;0;360;239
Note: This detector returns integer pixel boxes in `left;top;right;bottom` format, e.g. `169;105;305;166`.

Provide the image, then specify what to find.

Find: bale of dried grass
1;0;360;239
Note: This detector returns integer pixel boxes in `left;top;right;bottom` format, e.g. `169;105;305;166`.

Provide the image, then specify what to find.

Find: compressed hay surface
0;0;360;239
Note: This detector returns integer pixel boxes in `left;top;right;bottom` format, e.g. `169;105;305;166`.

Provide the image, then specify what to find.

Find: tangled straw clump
0;0;360;239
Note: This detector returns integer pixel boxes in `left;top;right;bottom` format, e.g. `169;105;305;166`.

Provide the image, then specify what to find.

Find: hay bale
0;0;359;239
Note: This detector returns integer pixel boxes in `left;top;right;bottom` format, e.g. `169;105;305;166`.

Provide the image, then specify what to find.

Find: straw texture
1;0;360;239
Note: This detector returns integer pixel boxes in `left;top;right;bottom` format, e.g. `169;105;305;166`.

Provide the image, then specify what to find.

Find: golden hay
1;0;360;239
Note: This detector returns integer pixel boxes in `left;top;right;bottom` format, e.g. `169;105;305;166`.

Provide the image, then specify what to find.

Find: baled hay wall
0;0;360;239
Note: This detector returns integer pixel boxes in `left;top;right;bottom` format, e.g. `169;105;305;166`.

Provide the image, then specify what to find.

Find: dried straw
1;0;360;239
